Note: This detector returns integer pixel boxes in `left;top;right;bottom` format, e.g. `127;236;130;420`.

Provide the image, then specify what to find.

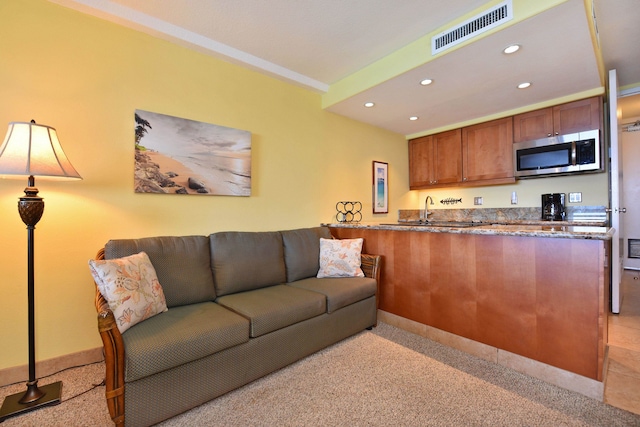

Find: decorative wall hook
440;198;462;205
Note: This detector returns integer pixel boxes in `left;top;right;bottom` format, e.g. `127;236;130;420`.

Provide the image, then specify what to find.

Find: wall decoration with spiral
336;201;362;223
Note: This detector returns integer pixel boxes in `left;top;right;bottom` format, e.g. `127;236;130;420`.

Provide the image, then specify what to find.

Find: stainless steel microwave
513;129;602;178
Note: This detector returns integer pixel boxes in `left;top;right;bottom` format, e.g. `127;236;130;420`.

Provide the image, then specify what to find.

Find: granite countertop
325;221;613;240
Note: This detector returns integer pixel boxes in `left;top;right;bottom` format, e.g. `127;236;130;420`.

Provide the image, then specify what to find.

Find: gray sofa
92;226;380;426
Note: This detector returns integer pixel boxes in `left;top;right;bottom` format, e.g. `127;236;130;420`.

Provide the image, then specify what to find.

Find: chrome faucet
423;196;434;221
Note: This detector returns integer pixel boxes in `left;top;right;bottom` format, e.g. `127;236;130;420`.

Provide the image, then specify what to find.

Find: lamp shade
0;121;81;180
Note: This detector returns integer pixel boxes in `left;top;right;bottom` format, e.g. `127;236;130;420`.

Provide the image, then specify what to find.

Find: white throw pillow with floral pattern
88;251;168;333
317;238;365;278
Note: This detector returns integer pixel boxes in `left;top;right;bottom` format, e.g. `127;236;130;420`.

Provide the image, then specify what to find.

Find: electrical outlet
474;197;483;205
511;191;518;205
569;192;582;203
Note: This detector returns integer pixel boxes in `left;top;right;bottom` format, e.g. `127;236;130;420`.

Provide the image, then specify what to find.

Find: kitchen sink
382;221;482;228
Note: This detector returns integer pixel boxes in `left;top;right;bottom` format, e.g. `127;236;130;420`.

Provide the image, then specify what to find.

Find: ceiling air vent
432;0;513;55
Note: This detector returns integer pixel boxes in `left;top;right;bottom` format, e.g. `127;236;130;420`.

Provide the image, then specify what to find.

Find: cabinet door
553;97;602;135
409;136;433;189
462;117;513;182
432;129;462;185
513;107;553;142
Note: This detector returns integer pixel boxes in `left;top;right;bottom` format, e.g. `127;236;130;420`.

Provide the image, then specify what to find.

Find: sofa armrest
93;248;126;427
360;254;381;309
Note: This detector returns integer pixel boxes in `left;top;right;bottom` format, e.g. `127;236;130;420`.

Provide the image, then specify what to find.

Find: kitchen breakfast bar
329;222;613;398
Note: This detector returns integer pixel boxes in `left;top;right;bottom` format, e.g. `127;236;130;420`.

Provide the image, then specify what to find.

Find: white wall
622;116;640;269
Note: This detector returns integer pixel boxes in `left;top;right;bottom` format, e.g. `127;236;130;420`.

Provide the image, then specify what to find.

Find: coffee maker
541;193;566;221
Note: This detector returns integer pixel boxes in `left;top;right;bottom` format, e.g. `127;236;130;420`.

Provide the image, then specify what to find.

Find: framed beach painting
134;109;251;196
372;161;388;214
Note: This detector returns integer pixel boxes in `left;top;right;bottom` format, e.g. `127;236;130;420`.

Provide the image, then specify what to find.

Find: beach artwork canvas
134;109;251;196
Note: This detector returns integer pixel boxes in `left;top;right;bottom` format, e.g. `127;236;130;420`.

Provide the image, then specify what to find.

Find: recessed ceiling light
409;116;419;121
420;79;433;86
503;44;520;54
364;102;375;108
517;82;531;89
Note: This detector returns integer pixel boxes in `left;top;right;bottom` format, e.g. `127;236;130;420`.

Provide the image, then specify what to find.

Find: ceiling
51;0;640;136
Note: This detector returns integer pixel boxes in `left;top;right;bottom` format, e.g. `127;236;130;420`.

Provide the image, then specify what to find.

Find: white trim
49;0;329;93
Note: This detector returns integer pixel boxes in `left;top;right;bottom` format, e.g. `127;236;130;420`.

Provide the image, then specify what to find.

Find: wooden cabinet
330;226;608;382
408;136;432;188
462;117;513;182
409;129;461;189
409;97;601;188
409;119;513;189
513;97;602;142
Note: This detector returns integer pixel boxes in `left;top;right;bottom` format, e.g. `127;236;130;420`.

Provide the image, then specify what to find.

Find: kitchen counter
328;223;610;384
325;221;613;240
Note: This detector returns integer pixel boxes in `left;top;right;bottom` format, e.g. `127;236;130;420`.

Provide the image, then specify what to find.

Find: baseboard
0;347;104;387
378;310;604;401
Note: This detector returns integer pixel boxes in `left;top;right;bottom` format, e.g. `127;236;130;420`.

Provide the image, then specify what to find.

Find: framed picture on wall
372;161;388;214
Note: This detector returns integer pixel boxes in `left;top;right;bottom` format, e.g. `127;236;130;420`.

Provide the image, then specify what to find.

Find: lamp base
0;381;62;422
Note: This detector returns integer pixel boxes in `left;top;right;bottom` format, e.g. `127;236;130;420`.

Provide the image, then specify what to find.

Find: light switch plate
474;197;483;205
569;192;582;203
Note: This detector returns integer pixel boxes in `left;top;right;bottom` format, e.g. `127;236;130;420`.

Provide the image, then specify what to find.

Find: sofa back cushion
104;235;216;308
281;227;332;282
210;231;286;296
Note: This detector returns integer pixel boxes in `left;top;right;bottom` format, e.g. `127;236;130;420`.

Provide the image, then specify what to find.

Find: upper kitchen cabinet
462;117;514;184
513;97;602;143
409;129;462;190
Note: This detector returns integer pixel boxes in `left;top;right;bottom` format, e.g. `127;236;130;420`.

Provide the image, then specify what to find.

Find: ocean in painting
136;109;251;196
376;166;386;208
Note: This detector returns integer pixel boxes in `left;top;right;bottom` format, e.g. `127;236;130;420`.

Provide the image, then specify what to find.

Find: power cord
64;378;106;403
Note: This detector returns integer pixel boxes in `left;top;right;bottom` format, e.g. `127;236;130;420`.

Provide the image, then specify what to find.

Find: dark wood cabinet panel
330;227;607;381
408;129;461;189
511;108;554;143
462;117;513;182
513;96;602;142
408;136;432;188
432;129;462;185
554;97;602;135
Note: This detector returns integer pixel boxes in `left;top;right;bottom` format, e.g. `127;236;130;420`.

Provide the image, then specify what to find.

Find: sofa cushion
210;231;286;297
88;251;168;334
288;277;377;313
105;236;216;308
122;302;249;382
215;285;326;338
317;238;365;278
281;227;332;282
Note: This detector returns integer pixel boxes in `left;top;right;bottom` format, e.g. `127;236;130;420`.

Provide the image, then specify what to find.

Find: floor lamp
0;121;81;421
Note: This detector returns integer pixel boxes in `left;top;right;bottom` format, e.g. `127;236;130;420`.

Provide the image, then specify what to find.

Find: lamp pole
0;176;62;421
17;176;47;404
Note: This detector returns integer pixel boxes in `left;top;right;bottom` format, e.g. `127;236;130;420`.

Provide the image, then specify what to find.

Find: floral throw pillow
317;238;365;278
88;251;168;334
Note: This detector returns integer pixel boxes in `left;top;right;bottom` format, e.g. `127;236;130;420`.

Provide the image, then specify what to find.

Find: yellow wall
0;0;609;371
0;0;410;370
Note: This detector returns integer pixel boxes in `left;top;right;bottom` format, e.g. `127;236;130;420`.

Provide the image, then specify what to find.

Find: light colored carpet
2;323;640;426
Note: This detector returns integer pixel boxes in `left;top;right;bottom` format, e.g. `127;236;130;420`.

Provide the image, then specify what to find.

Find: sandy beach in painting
145;150;250;196
146;151;208;195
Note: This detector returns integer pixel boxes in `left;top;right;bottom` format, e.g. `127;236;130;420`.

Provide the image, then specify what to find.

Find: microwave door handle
571;141;577;166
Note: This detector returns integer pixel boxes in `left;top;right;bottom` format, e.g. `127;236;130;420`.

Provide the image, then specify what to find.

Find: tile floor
605;270;640;415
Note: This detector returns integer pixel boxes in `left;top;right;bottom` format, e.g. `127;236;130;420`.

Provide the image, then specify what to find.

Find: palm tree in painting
135;113;152;149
